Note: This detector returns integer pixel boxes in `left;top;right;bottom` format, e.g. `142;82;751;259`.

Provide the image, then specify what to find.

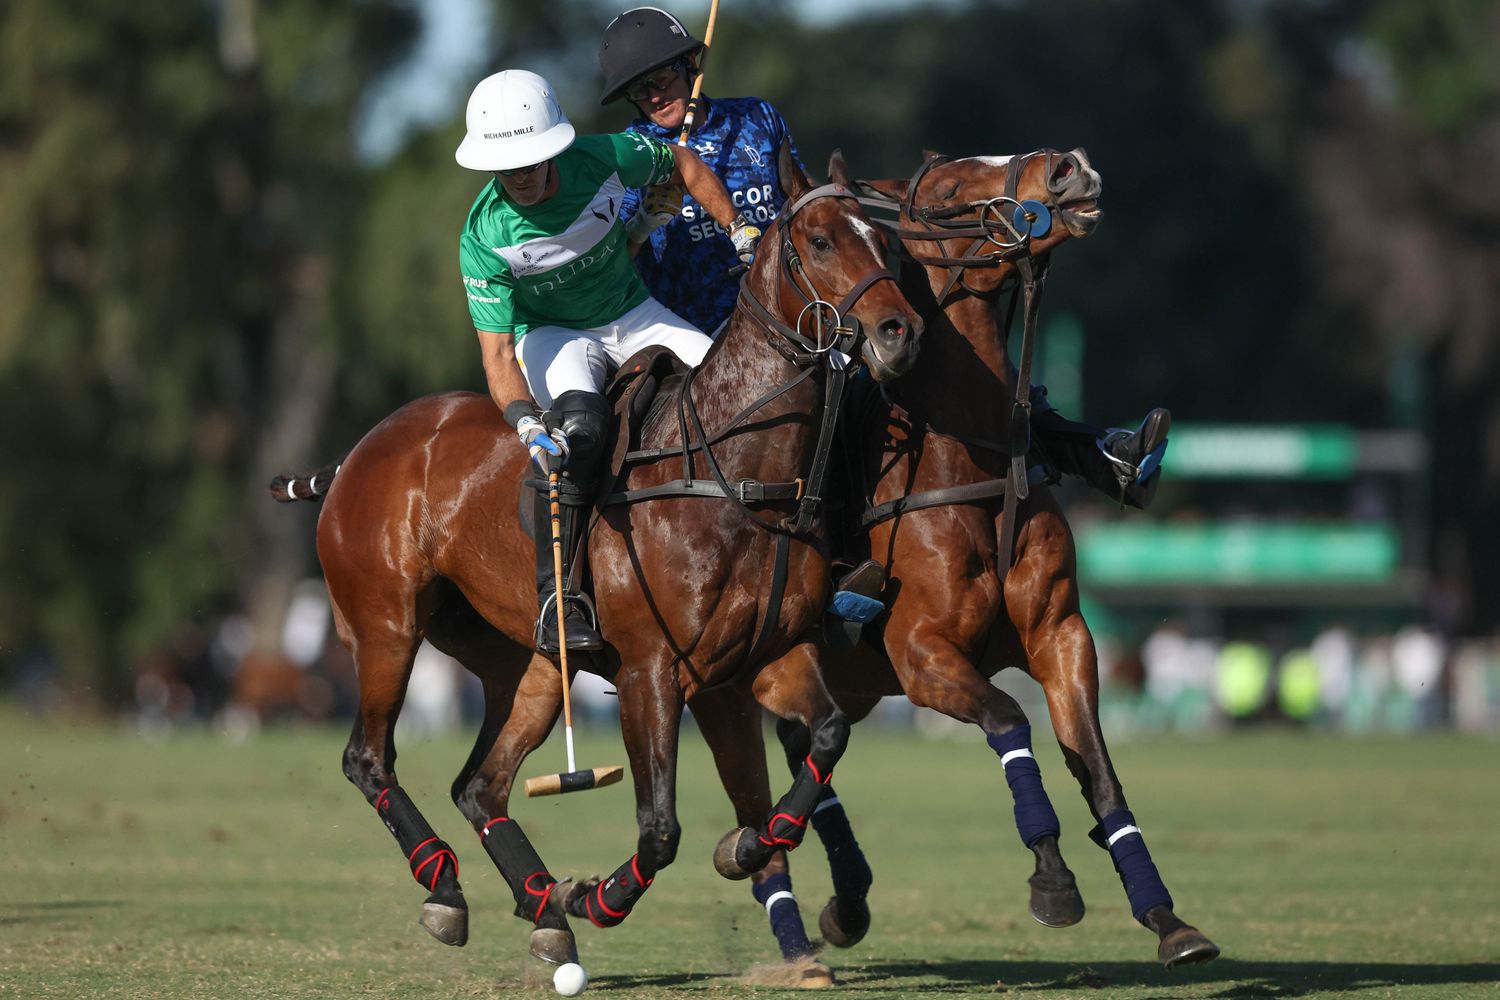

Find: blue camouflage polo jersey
622;96;805;334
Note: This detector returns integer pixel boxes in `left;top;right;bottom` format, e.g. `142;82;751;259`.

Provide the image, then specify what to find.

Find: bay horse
751;149;1220;968
270;157;922;970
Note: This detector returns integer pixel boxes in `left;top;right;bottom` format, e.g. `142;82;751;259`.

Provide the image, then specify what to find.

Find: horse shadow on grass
600;959;1500;995
0;900;124;927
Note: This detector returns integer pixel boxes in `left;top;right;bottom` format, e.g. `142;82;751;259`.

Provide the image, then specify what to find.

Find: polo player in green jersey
456;69;762;654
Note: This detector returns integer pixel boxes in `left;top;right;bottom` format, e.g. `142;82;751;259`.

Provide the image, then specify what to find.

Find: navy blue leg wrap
1097;808;1173;921
752;873;814;960
986;726;1062;848
809;787;873;900
579;854;654;928
480;816;556;923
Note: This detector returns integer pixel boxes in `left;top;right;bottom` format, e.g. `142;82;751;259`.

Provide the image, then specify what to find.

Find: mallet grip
524;766;625;797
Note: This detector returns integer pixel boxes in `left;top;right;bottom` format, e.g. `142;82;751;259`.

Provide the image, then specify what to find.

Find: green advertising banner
1169;425;1358;479
1075;522;1399;585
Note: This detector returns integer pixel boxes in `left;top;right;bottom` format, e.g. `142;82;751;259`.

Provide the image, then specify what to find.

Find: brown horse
270;156;921;970
750;150;1219;969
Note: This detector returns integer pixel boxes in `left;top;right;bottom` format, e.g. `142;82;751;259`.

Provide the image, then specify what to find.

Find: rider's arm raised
671;145;742;231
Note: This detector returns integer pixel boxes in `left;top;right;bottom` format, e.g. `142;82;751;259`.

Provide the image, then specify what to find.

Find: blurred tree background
1;0;1495;705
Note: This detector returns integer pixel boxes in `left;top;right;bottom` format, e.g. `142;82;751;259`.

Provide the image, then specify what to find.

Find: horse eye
810;235;831;252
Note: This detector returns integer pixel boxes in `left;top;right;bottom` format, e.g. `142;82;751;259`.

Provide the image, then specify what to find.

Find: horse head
741;151;923;382
863;148;1102;301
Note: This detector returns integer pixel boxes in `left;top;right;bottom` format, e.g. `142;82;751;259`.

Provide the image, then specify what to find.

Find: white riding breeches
516;297;712;409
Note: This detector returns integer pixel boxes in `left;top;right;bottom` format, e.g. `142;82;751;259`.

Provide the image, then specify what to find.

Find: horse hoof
795;960;837;989
712;827;759;880
818;895;870;948
529;927;578;966
1159;925;1220;968
418;902;468;946
1028;873;1085;928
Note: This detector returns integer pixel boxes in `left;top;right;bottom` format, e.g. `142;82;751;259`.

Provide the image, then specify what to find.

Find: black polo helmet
598;7;703;105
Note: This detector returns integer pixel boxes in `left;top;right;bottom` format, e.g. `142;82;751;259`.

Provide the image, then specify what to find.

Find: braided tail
268;462;342;503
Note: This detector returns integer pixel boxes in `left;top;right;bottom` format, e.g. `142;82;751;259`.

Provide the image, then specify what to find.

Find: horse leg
1030;609;1220;967
691;689;833;986
713;644;850;885
545;656;684;929
774;699;877;949
886;621;1084;928
1009;501;1217;965
445;650;579;966
339;631;469;946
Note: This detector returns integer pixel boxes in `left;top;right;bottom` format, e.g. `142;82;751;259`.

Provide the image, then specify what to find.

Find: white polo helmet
455;70;576;172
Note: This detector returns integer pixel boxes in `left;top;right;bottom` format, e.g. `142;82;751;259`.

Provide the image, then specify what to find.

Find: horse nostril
879;317;907;339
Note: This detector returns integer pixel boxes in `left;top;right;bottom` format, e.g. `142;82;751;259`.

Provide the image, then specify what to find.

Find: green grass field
3;707;1497;998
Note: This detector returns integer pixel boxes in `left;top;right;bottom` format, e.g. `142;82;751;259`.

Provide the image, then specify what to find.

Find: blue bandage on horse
986;726;1062;847
1093;808;1174;921
751;872;815;960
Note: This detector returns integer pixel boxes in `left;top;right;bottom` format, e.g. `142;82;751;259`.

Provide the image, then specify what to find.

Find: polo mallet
677;0;722;143
523;468;623;797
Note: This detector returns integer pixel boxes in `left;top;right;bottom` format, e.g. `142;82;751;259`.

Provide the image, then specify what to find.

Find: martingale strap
995;254;1047;575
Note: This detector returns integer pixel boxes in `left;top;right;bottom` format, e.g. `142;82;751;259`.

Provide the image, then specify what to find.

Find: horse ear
827;148;850;187
782;143;812;200
859;178;905;201
922;148;943;161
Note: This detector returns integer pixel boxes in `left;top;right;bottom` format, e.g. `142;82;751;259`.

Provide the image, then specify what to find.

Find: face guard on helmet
455;69;576;172
598;7;703;105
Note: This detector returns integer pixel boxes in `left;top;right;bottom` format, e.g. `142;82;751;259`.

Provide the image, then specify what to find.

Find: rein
856;150;1056;307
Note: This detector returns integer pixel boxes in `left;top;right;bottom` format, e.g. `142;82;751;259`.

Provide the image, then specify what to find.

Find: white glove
516;415;570;471
728;216;762;265
626;182;685;245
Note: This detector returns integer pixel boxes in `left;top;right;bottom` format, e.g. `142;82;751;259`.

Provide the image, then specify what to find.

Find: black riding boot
533;490;604;653
1032;407;1171;509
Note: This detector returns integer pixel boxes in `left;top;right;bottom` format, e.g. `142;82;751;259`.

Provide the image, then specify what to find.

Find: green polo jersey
460;132;677;337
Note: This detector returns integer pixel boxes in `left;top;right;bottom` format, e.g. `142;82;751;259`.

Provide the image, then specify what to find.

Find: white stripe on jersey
493;173;626;277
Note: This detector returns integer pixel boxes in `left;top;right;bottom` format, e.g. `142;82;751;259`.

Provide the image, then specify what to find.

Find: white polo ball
552;962;588;996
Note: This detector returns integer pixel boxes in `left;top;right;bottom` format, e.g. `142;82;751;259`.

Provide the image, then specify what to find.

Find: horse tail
268;462;342;503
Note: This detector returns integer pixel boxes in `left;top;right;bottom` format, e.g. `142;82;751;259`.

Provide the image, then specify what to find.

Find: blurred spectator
1141;623;1218;731
397;642;462;738
1451;640;1500;733
6;645;63;717
1310;625;1356;724
282;580;332;667
1275;649;1321;724
1391;625;1446;729
134;626;225;732
1214;641;1272;725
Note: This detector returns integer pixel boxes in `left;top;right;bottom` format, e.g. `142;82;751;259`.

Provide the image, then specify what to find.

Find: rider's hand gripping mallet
524;468;624;797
